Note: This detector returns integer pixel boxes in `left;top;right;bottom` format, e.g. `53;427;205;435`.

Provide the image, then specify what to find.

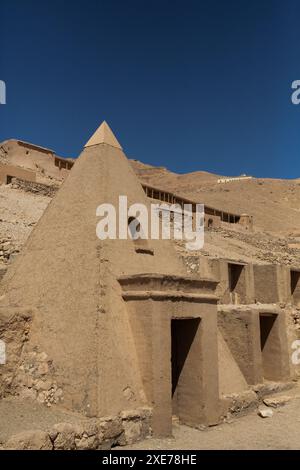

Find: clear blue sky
1;0;300;178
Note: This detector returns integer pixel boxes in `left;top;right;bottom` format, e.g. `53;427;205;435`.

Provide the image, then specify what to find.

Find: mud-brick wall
253;265;289;304
218;308;261;385
209;259;255;305
0;163;36;185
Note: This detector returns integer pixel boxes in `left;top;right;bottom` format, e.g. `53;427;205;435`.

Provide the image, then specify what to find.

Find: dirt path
119;398;300;450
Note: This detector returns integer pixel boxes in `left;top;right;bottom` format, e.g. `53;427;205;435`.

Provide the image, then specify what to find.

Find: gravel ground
119;397;300;450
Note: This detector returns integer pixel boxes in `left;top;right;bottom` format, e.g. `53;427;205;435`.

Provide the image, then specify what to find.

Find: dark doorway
260;314;276;350
291;270;300;303
259;313;277;380
171;318;201;420
228;263;244;292
6;175;13;184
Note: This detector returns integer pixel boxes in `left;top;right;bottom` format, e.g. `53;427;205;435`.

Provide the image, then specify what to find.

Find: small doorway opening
291;270;300;305
228;263;244;292
171;318;201;424
259;313;277;380
6;175;13;185
228;263;245;304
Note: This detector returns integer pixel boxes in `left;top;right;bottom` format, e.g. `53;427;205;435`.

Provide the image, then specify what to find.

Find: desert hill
0;144;299;273
130;160;300;235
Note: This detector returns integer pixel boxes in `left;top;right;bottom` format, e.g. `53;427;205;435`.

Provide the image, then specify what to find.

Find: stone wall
2;407;152;450
0;237;19;265
0;267;6;282
0;163;36;185
0;309;32;398
0;307;64;404
10;178;58;198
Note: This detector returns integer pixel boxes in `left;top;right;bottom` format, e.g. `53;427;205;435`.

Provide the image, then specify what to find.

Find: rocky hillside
0;151;299;272
130;160;300;236
0;183;51;268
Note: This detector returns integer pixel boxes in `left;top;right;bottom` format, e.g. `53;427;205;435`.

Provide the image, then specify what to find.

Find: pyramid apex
84;121;122;150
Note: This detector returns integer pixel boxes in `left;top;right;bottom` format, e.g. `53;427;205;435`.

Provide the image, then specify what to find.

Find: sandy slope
131;160;300;235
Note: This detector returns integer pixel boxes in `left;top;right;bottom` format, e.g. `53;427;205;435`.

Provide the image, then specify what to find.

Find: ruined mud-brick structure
0;122;299;449
0;139;73;183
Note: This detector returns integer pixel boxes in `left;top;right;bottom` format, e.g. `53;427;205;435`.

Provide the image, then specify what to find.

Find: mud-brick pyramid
0;121;184;417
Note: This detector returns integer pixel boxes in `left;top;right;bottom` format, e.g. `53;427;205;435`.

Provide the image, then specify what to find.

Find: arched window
128;217;153;255
128;217;141;240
